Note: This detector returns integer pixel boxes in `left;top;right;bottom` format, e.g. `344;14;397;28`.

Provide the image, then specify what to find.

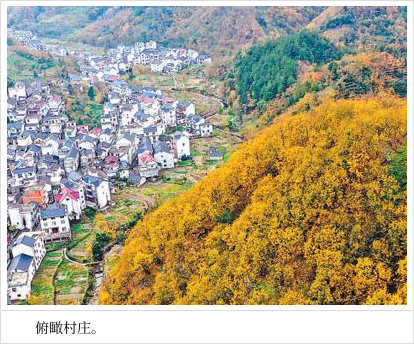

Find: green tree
88;86;95;101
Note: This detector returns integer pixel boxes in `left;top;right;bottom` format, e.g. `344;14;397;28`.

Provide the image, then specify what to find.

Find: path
167;75;244;141
63;248;100;266
52;250;64;305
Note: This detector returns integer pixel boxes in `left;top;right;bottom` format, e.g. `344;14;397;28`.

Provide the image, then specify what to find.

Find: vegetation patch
54;259;88;305
28;251;63;305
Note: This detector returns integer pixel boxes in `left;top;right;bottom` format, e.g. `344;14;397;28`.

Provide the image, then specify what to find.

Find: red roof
52;94;61;102
106;75;119;81
55;188;80;203
105;155;119;165
91;127;102;135
78;125;89;133
163;98;176;104
137;96;155;104
139;152;156;164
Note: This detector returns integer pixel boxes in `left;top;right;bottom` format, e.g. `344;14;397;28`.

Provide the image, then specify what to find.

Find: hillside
238;50;407;129
8;6;406;67
232;30;343;105
225;6;406;130
7;6;324;75
308;6;407;58
100;97;407;305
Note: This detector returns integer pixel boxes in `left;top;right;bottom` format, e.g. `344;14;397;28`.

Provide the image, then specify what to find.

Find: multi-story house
40;203;71;242
8;232;46;301
172;131;191;159
55;188;82;220
82;175;111;209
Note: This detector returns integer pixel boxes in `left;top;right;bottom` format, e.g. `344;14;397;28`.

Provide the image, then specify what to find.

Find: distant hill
224;6;406;128
308;6;407;58
8;6;406;79
7;7;324;60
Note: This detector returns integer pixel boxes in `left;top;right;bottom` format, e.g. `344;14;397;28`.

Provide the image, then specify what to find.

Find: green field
67;223;94;263
28;251;62;305
7;51;54;82
54;259;89;305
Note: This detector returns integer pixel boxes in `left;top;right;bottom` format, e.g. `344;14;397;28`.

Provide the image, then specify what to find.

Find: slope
100;96;407;305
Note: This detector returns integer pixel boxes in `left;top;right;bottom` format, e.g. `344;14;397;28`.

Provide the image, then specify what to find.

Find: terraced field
67;223;94;263
28;251;62;305
54;259;88;305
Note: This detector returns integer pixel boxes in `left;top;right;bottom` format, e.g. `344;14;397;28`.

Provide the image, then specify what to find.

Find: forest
100;96;407;305
232;30;342;104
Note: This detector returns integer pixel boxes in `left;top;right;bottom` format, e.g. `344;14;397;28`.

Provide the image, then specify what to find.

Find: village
6;29;223;304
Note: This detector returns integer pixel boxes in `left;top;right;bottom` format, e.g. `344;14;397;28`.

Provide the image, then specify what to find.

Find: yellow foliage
94;213;116;239
100;97;406;305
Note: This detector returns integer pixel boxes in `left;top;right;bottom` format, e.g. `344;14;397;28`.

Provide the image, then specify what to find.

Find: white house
8;82;27;100
11;232;46;270
8;205;24;231
8;232;46;301
177;101;195;116
55;188;82;220
154;142;174;169
82;175;111;209
7;253;36;301
40;203;71;242
172;131;191;159
160;104;177;127
187;114;213;137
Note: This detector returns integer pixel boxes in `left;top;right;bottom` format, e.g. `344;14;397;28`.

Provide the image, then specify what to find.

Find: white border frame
1;1;413;342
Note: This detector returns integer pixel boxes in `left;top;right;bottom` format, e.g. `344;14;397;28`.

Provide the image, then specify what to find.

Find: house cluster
7;79;112;245
8;28;211;82
7;27;215;303
98;80;213;181
72;41;211;84
6;77;213;300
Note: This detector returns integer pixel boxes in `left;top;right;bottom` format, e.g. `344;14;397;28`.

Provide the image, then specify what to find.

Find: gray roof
14;166;35;174
84;135;98;143
13;235;36;248
7;122;24;130
83;174;104;187
98;142;111;149
188;114;203;123
8;253;33;273
60;178;75;189
173;131;184;139
102;128;113;135
28;145;41;154
138;137;153;153
154;141;171;154
160;104;174;112
68;171;82;182
22;130;39;139
178;101;191;107
144;126;157;134
66;147;79;159
209;147;223;158
40;203;67;219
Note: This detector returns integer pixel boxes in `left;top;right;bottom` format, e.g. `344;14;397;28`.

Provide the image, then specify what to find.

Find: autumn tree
100;97;406;305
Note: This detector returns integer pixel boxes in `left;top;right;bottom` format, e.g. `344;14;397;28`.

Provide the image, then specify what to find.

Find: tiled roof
40;203;67;219
8;253;33;273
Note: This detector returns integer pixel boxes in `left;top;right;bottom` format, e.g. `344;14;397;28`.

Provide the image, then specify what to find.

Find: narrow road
63;248;100;266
